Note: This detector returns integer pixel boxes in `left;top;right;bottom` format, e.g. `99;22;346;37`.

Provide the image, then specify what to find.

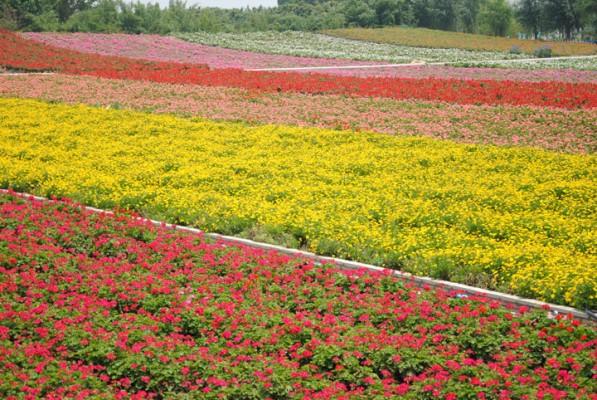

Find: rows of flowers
175;31;526;64
175;31;597;74
291;64;597;81
1;192;596;399
458;57;597;72
323;27;597;57
3;30;596;109
0;29;210;79
1;74;595;154
1;98;595;308
22;31;381;70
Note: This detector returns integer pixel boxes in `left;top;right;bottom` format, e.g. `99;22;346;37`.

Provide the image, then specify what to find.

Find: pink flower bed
1;74;594;153
322;65;597;83
22;32;382;70
22;32;597;82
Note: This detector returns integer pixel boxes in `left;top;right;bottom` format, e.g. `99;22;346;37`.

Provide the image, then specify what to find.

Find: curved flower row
22;31;385;69
0;192;595;399
2;30;595;109
176;31;597;74
1;74;595;154
323;27;597;57
0;98;594;308
174;31;526;64
0;29;209;77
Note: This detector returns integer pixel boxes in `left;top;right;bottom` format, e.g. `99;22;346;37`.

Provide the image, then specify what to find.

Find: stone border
2;189;593;321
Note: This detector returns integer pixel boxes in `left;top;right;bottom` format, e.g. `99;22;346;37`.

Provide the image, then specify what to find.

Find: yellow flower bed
1;98;595;308
323;27;597;56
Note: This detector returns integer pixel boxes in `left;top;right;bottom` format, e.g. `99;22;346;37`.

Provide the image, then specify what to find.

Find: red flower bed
0;29;209;78
1;192;596;399
2;30;596;109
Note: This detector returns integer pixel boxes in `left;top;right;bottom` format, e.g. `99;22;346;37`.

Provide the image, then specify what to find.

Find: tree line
1;0;595;40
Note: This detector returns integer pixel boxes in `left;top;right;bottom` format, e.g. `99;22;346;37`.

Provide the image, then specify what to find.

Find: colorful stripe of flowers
0;98;594;308
1;192;595;399
2;30;596;109
0;29;209;78
22;31;384;70
1;74;595;154
323;27;597;57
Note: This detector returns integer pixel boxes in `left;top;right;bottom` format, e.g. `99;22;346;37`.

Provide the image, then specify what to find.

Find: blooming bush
2;30;596;109
0;98;595;308
0;74;595;153
534;46;553;59
0;192;595;399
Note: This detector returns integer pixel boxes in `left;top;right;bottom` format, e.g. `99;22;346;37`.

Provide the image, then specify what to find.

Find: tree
456;0;481;33
55;0;96;22
343;0;375;27
577;0;597;38
118;2;142;33
542;0;581;39
430;0;456;31
412;0;433;27
516;0;543;38
0;3;18;29
374;0;398;26
480;0;512;36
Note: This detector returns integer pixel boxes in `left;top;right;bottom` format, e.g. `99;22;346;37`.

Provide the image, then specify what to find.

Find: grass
323;26;597;57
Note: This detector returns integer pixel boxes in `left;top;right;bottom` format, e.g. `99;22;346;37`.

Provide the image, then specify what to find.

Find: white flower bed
461;57;597;70
175;31;526;64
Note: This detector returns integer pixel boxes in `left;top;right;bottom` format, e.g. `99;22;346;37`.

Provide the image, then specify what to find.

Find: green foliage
516;0;543;39
479;0;513;36
3;0;594;41
533;45;552;57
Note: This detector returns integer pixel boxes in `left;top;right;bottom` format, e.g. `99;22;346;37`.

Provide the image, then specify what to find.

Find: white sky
143;0;278;8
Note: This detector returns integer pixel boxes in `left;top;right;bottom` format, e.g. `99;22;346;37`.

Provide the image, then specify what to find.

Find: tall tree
543;0;581;39
456;0;481;33
430;0;456;31
56;0;96;22
374;0;398;25
480;0;512;36
577;0;597;37
343;0;375;27
516;0;543;38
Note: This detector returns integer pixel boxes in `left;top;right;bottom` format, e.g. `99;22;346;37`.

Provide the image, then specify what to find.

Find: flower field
4;31;596;109
292;64;597;80
175;31;525;64
1;192;596;399
323;27;597;57
1;26;596;398
1;98;595;308
1;74;595;153
22;32;380;69
0;29;210;79
24;31;597;80
460;57;597;71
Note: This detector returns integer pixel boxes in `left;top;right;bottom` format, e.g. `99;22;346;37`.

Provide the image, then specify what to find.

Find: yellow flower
0;98;594;308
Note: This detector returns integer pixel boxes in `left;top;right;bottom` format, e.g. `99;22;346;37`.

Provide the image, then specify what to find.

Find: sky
145;0;278;8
